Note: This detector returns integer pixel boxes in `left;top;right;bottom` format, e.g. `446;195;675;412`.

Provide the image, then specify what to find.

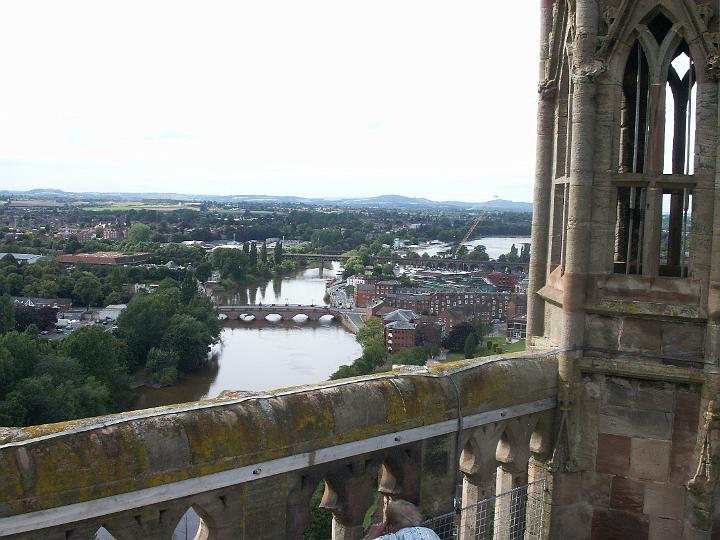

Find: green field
445;337;526;362
79;201;199;212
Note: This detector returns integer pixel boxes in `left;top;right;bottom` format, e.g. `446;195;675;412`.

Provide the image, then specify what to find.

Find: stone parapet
0;352;558;539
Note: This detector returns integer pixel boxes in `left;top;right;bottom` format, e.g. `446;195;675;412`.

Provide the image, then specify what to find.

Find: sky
0;1;541;202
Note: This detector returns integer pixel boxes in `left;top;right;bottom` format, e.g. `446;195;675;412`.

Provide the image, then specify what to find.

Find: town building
346;274;367;287
375;280;402;297
506;315;527;341
353;283;376;308
11;297;72;317
381;309;421;325
384;320;417;353
484;271;518;292
437;307;474;336
505;293;527;320
0;253;43;265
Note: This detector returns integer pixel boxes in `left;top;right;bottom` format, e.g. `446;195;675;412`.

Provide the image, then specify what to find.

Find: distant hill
0;190;532;213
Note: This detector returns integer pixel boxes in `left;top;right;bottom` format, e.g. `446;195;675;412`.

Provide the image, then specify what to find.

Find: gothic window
618;13;697;177
619;42;650;174
664;51;696;175
550;183;568;270
660;188;693;277
614;186;646;274
554;58;571;179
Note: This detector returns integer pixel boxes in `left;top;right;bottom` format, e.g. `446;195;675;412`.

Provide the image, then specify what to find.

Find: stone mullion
320;459;379;540
459;468;498;540
527;0;557;340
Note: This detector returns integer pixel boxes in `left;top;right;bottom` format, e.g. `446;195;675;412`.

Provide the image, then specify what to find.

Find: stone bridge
0;351;557;540
218;304;341;322
284;253;529;275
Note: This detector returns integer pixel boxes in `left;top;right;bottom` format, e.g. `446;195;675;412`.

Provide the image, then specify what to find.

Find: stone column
527;0;557;340
493;465;529;540
559;0;598;375
460;471;497;540
641;186;662;277
321;461;379;540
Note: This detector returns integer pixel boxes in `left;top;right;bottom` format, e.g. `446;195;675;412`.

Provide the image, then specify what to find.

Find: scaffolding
423;480;548;540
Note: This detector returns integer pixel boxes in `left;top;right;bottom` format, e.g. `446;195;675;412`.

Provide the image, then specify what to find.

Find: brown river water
131;263;361;410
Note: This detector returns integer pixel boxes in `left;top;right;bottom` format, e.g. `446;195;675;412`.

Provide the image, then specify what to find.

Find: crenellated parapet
0;351;558;540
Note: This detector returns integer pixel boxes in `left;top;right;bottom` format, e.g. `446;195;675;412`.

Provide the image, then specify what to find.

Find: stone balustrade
0;351;558;540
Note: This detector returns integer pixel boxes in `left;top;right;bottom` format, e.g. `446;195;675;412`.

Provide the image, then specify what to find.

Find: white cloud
0;1;540;202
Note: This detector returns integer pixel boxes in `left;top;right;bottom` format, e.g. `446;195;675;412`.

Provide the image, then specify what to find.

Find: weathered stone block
610;477;645;513
670;430;697;484
649;516;683;540
591;508;649;540
582;471;612;507
674;391;701;433
596;433;631;476
585;315;621;352
630;438;671;482
599;406;673;440
636;381;675;412
553;503;593;540
618;319;662;354
643;482;685;520
554;471;584;506
606;378;635;408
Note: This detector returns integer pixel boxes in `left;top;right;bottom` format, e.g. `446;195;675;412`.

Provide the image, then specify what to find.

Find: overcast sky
0;1;540;202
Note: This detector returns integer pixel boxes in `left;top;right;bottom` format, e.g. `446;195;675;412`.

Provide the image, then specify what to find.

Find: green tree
64;235;81;254
146;347;179;385
195;262;212;283
62;325;131;407
116;294;173;368
104;291;122;305
210;248;250;282
161;314;213;372
464;334;477;359
180;272;197;304
442;322;474;353
73;273;103;307
128;223;152;242
273;241;283;266
249;242;258;268
259;241;268;266
0;295;15;334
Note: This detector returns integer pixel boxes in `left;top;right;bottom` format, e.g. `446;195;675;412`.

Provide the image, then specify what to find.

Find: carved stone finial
572;60;607;82
697;4;715;31
538;79;557;100
602;6;618;28
688;400;719;494
706;54;720;81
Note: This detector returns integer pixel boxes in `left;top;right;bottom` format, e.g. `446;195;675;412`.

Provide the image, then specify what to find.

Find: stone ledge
0;352;558;518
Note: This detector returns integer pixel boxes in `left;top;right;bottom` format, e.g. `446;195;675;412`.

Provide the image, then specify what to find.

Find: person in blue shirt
364;499;441;540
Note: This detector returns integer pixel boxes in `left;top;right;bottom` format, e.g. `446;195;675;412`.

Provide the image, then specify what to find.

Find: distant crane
454;210;488;259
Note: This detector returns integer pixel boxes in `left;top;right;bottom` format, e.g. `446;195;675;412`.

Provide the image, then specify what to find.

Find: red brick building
376;280;402;297
353;283;376;308
506;293;527;319
438;307;474;336
485;272;518;292
384;321;417;353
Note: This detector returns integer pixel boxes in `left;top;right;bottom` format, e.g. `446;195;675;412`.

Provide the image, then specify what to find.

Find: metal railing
423;480;547;540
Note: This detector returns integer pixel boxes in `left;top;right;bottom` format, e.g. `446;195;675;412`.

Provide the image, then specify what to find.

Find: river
131;263;361;410
403;236;532;260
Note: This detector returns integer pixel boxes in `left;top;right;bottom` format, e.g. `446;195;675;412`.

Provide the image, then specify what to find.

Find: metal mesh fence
422;480;547;540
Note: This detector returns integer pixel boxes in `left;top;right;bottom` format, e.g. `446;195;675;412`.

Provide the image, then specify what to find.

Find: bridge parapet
0;351;558;539
218;304;341;321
